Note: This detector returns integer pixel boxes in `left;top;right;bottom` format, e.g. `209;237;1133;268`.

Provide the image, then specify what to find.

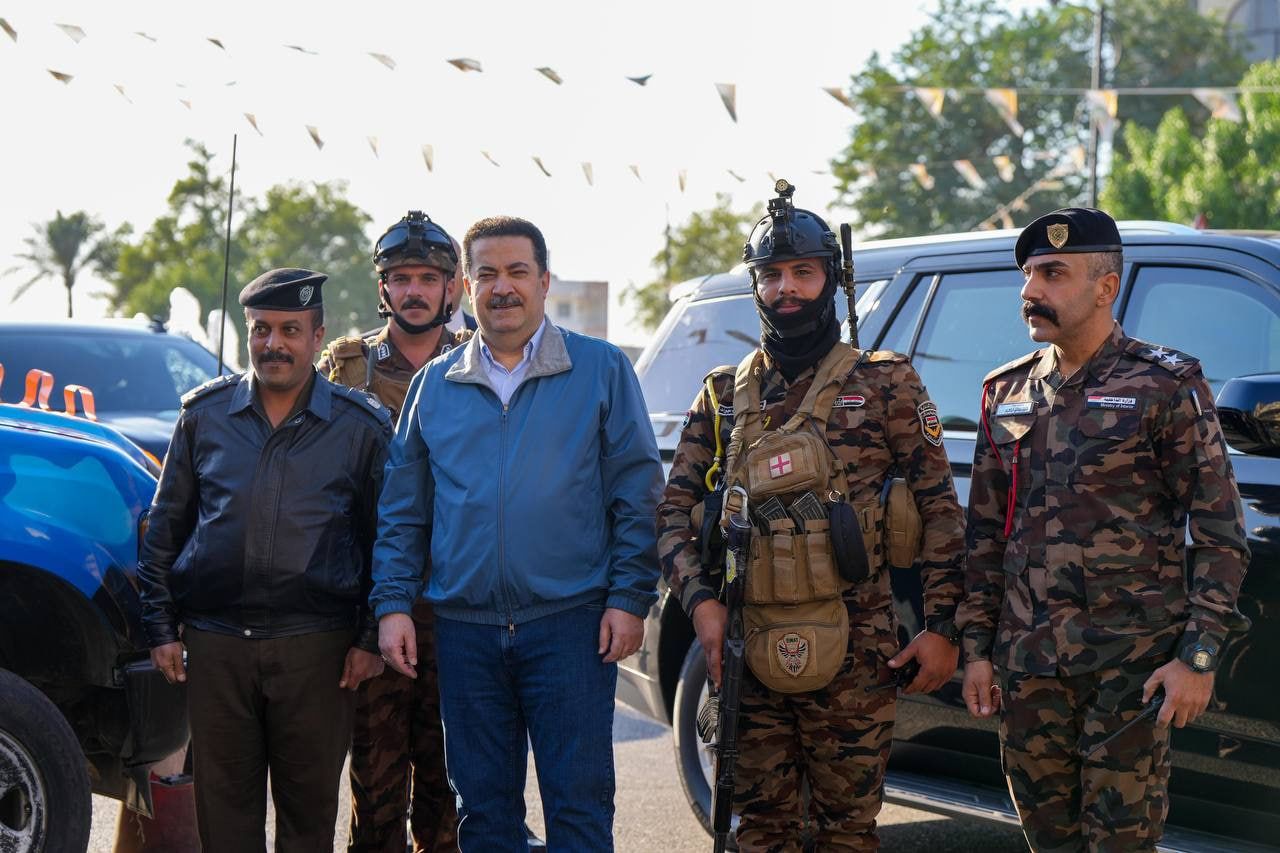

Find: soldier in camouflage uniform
318;211;470;853
656;181;966;851
956;208;1249;852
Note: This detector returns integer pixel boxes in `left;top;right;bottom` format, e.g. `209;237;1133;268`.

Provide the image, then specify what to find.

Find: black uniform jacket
138;369;391;651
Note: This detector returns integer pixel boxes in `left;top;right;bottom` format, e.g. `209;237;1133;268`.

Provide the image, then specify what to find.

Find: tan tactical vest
724;346;864;694
324;336;411;419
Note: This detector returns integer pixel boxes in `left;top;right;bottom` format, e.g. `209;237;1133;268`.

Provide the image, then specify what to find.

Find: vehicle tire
0;669;91;853
671;642;737;848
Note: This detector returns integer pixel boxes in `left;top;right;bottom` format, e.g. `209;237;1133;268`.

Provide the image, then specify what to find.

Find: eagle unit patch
918;401;943;446
776;632;809;676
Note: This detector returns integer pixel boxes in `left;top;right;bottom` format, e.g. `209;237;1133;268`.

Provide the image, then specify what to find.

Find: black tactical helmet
373;210;458;276
742;179;841;279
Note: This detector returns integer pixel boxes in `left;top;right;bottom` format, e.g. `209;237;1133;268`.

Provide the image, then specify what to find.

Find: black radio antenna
216;134;238;375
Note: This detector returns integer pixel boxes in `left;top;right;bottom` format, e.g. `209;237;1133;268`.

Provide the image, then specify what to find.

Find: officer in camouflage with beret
657;180;966;850
318;211;470;852
957;208;1249;852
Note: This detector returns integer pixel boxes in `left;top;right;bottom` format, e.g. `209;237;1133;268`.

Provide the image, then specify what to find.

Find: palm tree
10;210;120;318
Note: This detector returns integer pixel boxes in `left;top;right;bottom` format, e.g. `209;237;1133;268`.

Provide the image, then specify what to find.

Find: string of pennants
2;16;1270;194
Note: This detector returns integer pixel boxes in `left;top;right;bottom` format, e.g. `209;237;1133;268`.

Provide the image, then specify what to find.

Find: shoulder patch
331;383;392;427
181;373;238;408
1125;339;1200;378
983;349;1043;383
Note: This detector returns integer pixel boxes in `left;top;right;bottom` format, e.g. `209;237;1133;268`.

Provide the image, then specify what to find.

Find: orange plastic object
63;384;97;420
0;363;5;400
20;369;54;409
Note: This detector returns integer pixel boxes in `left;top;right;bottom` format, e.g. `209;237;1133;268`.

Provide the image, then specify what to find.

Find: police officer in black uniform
138;268;392;851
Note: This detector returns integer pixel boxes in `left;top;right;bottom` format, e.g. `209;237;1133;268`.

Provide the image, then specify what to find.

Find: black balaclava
754;271;840;381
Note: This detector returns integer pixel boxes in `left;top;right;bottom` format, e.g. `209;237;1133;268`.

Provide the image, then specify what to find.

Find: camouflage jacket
318;324;471;423
656;347;965;626
955;323;1249;676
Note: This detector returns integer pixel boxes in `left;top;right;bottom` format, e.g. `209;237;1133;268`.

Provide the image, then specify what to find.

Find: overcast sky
0;0;1041;344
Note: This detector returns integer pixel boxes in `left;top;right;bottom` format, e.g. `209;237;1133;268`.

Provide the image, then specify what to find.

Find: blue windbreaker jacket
369;322;663;626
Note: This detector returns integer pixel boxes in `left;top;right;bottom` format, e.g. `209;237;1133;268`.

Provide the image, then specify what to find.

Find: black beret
238;267;326;310
1015;208;1123;268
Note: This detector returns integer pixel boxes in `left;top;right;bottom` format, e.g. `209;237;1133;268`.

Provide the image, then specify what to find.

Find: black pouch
828;499;869;583
698;489;726;572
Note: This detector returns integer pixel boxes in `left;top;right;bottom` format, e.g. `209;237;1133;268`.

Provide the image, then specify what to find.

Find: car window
0;332;218;414
909;269;1030;430
876;275;932;355
1124;266;1280;395
637;282;883;416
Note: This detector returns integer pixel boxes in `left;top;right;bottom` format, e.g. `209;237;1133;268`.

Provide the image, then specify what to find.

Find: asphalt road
89;703;1027;851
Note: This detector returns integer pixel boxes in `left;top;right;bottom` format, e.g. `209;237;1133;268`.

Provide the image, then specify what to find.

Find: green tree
1102;60;1280;228
831;0;1245;238
10;210;124;318
237;182;374;337
111;141;377;348
624;194;762;331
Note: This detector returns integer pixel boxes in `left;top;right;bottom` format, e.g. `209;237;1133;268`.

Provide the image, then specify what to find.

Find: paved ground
89;703;1026;851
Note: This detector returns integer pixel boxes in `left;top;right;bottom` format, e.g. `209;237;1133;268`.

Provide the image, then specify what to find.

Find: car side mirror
1216;374;1280;457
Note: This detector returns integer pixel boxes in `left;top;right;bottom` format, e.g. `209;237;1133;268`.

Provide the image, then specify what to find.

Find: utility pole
1086;1;1106;208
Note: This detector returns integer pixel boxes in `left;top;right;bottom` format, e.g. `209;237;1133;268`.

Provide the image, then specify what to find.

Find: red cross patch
768;452;793;478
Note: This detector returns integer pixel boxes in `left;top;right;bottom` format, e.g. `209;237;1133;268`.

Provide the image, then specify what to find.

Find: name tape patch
1086;395;1138;410
717;404;734;417
995;401;1035;417
834;394;866;409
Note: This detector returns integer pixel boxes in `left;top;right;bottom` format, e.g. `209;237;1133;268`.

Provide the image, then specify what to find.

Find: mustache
1022;301;1059;325
771;297;811;311
257;351;294;364
399;298;431;310
487;295;523;309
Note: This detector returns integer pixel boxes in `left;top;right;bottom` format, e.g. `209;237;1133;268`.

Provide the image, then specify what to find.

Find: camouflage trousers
998;660;1172;853
348;604;457;853
734;616;898;852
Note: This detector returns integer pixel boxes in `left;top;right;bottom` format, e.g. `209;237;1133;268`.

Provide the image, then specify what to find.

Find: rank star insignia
1146;346;1170;361
1162;352;1183;366
1047;222;1069;249
776;632;809;676
298;284;314;306
918;401;943;446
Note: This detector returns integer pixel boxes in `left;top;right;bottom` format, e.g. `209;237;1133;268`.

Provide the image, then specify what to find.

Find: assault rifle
711;485;751;853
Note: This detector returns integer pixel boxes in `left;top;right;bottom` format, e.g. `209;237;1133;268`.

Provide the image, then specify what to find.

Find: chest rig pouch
325;336;411;418
724;346;868;694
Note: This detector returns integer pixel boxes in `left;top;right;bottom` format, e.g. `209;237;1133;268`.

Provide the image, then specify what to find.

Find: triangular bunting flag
532;156;552;177
716;83;737;122
306;125;324;150
179;98;193;110
422;144;434;172
678;170;687;192
244;113;263;135
56;23;86;43
912;87;946;118
367;137;379;158
47;70;73;84
984;88;1024;136
628;164;642;182
536;67;563;85
953;159;987;190
369;53;396;71
448;58;482;72
823;87;852;109
207;37;225;51
113;84;132;103
908;163;935;190
626;74;652;86
727;169;745;183
134;31;156;42
581;162;594;186
1193;88;1243;122
285;44;318;55
992;155;1015;183
481;150;500;167
1;19;17;42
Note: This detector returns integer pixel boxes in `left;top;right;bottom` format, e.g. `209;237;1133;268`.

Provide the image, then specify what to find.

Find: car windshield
0;330;219;414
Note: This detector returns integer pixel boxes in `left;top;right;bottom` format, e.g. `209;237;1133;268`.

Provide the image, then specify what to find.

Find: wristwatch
925;618;961;647
1178;641;1219;673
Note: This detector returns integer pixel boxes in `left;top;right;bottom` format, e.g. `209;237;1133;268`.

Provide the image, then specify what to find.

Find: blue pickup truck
626;223;1280;852
0;394;189;851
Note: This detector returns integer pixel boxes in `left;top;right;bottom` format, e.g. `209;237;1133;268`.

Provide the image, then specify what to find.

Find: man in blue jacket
371;216;663;850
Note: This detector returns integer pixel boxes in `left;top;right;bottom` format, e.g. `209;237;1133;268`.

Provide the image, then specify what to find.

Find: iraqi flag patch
834;394;866;408
918;401;943;446
1086;395;1138;411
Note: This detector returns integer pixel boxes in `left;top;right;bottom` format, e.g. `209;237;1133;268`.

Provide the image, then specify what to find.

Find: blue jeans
435;603;617;852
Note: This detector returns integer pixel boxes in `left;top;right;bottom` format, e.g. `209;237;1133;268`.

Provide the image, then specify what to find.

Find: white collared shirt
478;319;547;406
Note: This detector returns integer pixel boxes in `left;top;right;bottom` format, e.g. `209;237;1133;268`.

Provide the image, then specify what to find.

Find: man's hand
151;642;187;685
599;608;645;663
889;629;959;694
961;660;1000;718
340;647;384;690
1144;659;1214;728
691;599;728;689
378;613;418;679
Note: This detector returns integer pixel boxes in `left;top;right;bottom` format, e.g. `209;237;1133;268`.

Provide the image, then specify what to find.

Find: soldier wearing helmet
318;210;469;851
656;181;966;849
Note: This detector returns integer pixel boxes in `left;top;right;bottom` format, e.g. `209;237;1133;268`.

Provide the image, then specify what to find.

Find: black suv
623;222;1280;852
